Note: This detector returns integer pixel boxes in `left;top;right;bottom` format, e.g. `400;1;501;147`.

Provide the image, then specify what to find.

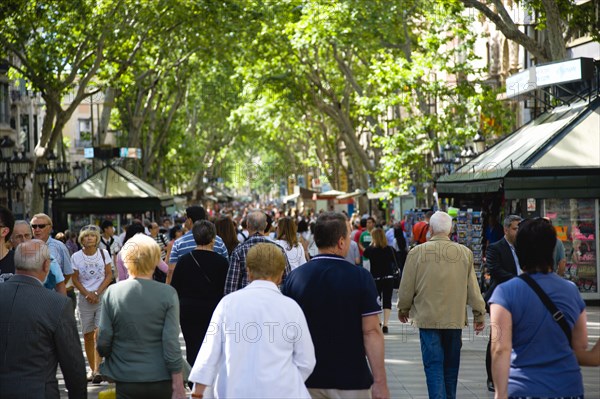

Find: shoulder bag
518;274;572;347
99;248;116;285
390;247;401;289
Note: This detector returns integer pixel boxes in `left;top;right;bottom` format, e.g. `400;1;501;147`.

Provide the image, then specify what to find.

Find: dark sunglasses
31;224;49;229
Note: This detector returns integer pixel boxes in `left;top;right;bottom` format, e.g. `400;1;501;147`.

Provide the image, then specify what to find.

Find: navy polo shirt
282;254;381;390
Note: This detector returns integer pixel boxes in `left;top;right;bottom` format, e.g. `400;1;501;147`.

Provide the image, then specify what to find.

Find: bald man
0;240;87;398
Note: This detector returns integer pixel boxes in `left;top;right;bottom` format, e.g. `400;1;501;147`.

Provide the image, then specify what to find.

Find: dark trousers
66;288;77;314
375;278;394;309
116;380;172;399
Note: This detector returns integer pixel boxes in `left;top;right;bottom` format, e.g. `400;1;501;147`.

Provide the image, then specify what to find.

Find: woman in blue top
490;218;588;399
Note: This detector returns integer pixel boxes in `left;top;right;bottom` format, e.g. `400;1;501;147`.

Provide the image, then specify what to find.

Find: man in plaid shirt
224;211;291;295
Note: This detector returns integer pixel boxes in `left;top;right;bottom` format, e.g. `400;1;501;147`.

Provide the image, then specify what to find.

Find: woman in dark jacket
363;228;395;333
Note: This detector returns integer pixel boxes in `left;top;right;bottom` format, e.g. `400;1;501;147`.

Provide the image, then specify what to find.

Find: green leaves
2;0;514;201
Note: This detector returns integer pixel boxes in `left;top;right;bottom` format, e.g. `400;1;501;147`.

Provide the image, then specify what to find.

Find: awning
437;98;595;196
437;179;504;194
504;169;600;199
317;189;346;199
282;193;300;203
54;165;173;213
526;104;599;168
367;191;390;200
337;189;365;199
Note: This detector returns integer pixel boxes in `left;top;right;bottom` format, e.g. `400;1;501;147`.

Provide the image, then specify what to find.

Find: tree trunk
30;93;82;214
97;87;116;145
541;0;567;61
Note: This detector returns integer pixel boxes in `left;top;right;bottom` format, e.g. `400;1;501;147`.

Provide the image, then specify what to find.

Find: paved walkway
62;300;600;398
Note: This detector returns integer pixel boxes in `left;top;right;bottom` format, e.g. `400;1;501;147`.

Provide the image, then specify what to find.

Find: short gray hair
14;239;51;271
429;211;452;235
14;220;32;234
503;215;522;229
247;211;267;233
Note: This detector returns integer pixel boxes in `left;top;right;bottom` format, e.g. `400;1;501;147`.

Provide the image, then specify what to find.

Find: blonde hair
120;233;160;276
78;224;101;247
371;228;388;248
247;243;285;280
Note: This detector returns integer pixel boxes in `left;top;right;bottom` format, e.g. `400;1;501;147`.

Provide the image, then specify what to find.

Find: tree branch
460;0;549;62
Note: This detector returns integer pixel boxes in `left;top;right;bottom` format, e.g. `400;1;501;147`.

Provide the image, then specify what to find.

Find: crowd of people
0;203;598;399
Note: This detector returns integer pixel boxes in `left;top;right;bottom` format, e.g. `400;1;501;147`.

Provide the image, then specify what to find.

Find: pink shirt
116;252;168;281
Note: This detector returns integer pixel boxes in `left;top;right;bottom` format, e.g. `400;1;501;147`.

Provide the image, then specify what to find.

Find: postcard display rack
456;209;483;270
545;199;598;294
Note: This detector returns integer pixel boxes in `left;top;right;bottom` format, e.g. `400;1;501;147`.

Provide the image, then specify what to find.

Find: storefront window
544;199;598;294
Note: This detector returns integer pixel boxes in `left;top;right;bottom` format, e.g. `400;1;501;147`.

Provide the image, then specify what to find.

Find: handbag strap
518;274;572;347
99;249;107;266
190;252;213;285
389;246;400;275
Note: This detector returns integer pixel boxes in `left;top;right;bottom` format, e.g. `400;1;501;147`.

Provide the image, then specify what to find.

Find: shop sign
506;68;537;98
536;58;594;88
527;198;536;212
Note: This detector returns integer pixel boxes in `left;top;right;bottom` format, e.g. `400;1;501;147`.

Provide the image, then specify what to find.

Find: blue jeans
419;329;462;399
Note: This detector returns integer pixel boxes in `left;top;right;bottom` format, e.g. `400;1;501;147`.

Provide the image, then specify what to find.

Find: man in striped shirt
166;206;228;284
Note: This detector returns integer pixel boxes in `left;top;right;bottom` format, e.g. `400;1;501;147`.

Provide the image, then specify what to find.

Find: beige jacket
397;235;486;328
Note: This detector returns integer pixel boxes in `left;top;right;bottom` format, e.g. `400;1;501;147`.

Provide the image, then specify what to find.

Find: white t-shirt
275;239;307;270
71;249;111;292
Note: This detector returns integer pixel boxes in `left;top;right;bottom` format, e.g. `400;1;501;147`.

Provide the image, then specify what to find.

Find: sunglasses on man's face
31;224;49;229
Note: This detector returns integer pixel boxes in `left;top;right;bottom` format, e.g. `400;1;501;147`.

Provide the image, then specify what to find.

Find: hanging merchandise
544;198;597;294
456;209;483;269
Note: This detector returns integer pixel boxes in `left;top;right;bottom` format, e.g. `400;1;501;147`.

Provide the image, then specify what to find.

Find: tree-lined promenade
1;0;596;211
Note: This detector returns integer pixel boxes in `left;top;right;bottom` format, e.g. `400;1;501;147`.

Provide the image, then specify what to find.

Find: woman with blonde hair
70;224;113;383
97;233;188;399
275;217;307;269
363;228;396;333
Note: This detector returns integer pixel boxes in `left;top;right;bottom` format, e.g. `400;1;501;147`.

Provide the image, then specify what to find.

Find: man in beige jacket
397;211;486;399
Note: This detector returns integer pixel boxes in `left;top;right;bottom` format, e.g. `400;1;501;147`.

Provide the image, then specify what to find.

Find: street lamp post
433;142;466;181
35;151;84;215
0;135;15;209
72;161;84;184
473;131;486;154
0;135;32;212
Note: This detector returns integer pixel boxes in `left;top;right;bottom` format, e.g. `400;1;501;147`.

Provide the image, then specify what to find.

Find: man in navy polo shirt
282;212;389;399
